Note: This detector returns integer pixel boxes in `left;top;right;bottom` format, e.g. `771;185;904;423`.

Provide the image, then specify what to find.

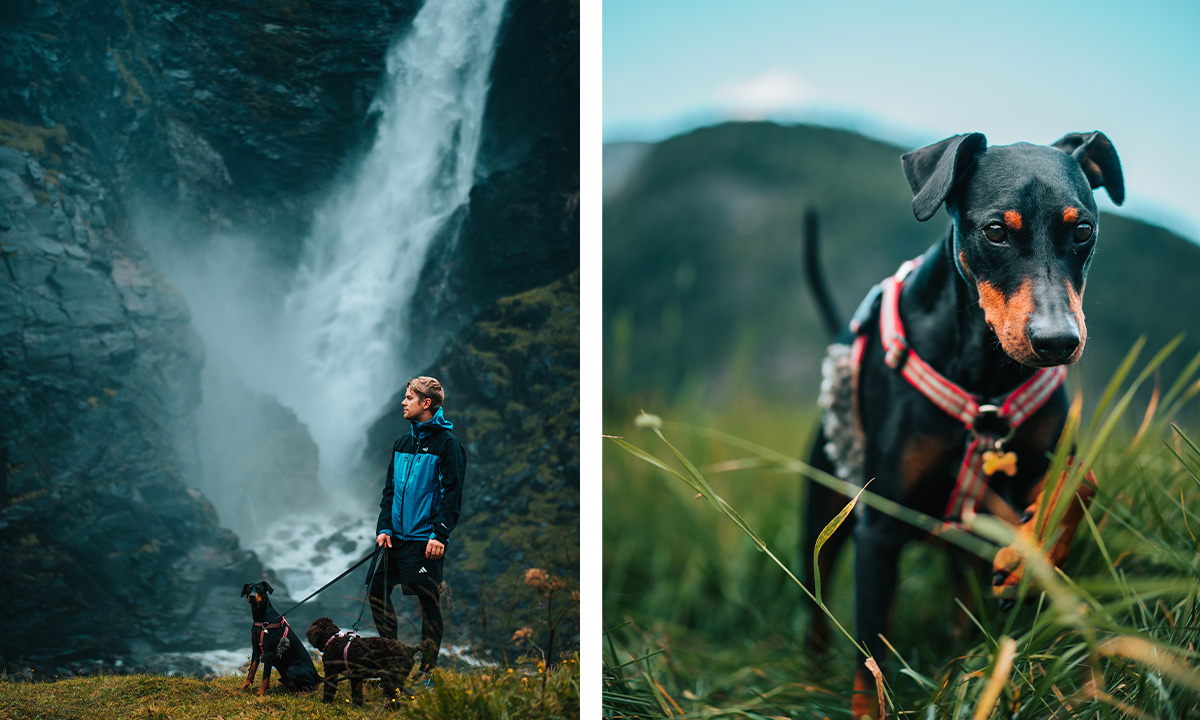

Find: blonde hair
407;376;445;409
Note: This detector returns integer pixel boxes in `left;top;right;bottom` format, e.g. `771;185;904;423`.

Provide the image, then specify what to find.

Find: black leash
353;545;388;631
276;545;384;618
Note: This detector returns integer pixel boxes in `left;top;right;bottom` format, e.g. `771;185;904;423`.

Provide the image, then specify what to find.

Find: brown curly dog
305;616;435;707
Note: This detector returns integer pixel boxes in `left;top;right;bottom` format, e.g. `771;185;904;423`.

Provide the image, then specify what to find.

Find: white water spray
266;0;508;492
144;0;509;547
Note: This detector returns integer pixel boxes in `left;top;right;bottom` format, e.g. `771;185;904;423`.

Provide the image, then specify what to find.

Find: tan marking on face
977;279;1038;364
1064;279;1087;362
1004;210;1023;231
957;251;975;282
1062;206;1079;224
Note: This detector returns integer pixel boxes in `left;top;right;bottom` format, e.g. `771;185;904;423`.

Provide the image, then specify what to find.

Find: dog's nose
1027;322;1080;362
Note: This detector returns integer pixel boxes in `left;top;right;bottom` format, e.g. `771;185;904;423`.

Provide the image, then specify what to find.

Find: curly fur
306;617;435;707
819;342;864;486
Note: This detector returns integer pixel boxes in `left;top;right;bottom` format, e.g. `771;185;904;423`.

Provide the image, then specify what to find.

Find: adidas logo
418;566;428;574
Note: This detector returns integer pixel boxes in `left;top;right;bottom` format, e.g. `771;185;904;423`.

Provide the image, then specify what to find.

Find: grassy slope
603;340;1200;718
0;659;580;720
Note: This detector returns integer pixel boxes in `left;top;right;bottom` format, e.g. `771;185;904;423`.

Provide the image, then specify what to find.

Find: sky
603;0;1200;243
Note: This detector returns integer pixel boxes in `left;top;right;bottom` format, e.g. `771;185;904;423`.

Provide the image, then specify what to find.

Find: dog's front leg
992;462;1097;607
257;651;274;696
241;657;259;691
852;519;904;720
322;671;338;703
350;674;365;706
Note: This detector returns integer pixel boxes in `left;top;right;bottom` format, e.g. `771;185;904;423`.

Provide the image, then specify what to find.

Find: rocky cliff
1;0;578;675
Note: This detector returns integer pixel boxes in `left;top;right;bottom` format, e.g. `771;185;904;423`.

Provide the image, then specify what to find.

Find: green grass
603;339;1200;718
0;658;580;720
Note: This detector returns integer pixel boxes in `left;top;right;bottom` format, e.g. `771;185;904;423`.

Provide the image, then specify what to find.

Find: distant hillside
603;122;1200;412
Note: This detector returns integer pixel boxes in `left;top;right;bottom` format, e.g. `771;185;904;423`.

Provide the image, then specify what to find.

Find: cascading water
276;0;508;494
144;0;508;618
239;0;509;599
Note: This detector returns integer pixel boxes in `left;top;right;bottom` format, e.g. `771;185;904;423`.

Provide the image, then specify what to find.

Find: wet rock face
0;140;269;673
415;0;580;343
0;0;418;259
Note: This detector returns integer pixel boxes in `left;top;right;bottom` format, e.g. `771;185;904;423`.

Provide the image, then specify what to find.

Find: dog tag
982;449;1018;477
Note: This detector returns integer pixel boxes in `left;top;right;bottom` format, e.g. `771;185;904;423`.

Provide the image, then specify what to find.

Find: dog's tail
417;638;437;663
803;208;842;339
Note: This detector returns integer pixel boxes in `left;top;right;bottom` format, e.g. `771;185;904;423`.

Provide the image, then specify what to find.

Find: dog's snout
1027;321;1080;363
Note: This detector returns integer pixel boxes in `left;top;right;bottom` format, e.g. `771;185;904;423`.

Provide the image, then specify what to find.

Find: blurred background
602;0;1200;714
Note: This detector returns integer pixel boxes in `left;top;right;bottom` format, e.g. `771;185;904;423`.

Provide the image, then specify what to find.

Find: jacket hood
411;406;454;435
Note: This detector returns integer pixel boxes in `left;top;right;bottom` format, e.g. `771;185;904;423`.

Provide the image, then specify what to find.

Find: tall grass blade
813;483;867;604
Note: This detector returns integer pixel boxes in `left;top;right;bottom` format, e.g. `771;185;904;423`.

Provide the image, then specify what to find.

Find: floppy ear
901;133;987;221
241;583;252;597
1052;131;1124;206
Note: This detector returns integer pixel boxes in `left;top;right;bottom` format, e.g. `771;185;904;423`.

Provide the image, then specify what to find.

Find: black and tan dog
803;132;1123;718
240;581;320;695
306;616;436;707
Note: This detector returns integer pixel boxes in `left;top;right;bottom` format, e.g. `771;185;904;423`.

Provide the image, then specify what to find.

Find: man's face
402;388;431;420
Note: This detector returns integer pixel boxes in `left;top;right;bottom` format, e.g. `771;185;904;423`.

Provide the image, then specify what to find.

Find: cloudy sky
603;0;1200;242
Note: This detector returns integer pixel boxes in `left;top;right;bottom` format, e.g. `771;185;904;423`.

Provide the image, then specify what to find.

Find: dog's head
306;616;341;650
902;131;1123;367
241;581;274;610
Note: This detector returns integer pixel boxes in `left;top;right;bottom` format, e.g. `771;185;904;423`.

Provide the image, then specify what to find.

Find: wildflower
512;626;534;647
524;568;547;586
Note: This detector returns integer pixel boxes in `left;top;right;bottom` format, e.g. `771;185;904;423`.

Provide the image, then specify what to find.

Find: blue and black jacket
376;407;466;544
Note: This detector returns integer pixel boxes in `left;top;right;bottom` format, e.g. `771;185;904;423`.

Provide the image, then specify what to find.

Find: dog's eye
1073;223;1094;243
983;223;1007;244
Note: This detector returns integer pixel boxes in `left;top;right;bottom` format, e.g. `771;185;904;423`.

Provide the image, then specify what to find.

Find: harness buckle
884;337;908;370
971;404;1014;446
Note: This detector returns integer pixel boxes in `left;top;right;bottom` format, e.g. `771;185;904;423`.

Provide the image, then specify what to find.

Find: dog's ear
264;581;274;594
241;583;252;597
1052;131;1124;206
901;133;987;221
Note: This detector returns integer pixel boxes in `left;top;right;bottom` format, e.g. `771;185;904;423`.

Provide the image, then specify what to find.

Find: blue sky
603;0;1200;242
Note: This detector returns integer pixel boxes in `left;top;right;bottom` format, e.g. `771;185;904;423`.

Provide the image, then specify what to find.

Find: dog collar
877;258;1067;526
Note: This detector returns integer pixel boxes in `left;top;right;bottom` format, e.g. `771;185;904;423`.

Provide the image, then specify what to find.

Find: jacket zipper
398;427;422;537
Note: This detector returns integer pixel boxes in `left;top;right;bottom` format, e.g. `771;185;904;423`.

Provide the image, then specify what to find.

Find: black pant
367;546;443;671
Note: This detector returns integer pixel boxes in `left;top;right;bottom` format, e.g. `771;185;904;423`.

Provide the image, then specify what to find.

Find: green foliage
603;340;1200;718
0;660;580;720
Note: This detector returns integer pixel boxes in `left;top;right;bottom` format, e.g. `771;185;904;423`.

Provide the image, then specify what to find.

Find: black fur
239;581;320;695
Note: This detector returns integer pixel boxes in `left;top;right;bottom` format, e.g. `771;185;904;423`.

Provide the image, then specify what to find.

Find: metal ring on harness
971;404;1016;446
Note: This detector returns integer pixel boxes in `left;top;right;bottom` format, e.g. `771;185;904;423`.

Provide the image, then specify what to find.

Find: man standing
371;376;466;677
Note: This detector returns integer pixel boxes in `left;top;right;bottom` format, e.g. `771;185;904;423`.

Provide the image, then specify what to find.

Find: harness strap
254;617;291;657
324;629;360;668
875;258;1067;527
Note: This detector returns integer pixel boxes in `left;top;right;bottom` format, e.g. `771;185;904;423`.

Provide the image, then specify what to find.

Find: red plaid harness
254;617;293;657
852;258;1066;527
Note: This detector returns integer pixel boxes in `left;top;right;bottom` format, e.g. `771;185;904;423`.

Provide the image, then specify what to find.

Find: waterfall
275;0;508;493
141;0;508;555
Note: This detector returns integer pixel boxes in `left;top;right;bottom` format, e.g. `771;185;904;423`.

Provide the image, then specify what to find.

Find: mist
136;0;508;551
